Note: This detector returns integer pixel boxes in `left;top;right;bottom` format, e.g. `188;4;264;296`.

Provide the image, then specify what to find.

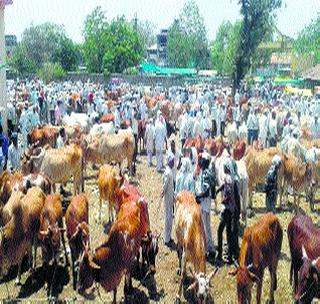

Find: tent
140;63;196;76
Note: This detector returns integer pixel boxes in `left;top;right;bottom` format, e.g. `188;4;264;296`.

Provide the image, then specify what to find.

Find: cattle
77;199;144;303
89;122;115;136
0;171;51;207
229;213;283;304
138;119;146;153
282;154;311;211
99;112;114;124
0;171;23;206
184;137;205;154
28;125;60;148
244;147;284;209
0;187;46;285
62;112;94;133
21;144;83;195
287;215;320;302
175;191;218;303
65;193;90;290
39;194;68;267
117;181;159;274
82;131;135;175
97;164;123;222
233;140;247;161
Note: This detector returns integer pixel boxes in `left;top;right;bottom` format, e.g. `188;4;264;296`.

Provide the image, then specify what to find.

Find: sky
3;0;320;43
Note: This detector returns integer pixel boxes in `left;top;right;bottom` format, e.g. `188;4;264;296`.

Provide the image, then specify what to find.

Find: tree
9;22;79;74
132;19;156;54
211;21;241;75
52;37;80;71
82;6;109;73
167;0;211;69
232;0;282;91
103;16;144;73
9;44;36;74
37;62;65;84
294;13;320;66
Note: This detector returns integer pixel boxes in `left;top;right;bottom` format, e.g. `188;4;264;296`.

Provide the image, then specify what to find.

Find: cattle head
229;264;260;303
39;220;63;265
141;231;160;274
187;268;218;303
295;246;320;303
77;243;100;294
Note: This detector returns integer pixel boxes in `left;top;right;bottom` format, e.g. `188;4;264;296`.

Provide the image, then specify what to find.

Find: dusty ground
0;151;320;303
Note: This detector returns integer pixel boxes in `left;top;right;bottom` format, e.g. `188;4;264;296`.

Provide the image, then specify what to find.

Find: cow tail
81;151;84;193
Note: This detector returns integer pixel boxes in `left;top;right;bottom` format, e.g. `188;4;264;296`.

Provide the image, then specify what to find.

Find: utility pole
134;12;138;32
0;0;13;135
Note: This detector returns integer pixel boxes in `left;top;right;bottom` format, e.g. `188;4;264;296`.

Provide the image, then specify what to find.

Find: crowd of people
2;77;320;266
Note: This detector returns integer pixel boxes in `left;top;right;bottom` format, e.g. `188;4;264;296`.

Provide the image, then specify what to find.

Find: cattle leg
176;250;186;303
256;272;263;304
269;266;277;303
112;288;117;304
15;261;22;285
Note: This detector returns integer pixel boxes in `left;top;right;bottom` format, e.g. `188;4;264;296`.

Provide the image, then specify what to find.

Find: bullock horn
186;281;198;292
39;229;49;237
311;257;320;271
189;267;196;279
302;245;309;260
207;268;219;284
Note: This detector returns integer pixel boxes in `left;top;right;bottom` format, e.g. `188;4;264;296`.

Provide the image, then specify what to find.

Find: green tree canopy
9;22;79;74
211;21;241;75
82;6;109;73
232;0;282;91
167;0;211;69
294;13;320;65
103;16;144;73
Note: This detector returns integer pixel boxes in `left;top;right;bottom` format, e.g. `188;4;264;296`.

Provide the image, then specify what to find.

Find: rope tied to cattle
298;279;315;302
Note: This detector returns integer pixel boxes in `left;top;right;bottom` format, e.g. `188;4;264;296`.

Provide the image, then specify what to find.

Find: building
5;34;17;58
146;29;168;67
157;29;168;67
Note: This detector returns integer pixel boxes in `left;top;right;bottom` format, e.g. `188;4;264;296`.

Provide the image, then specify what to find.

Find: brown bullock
229;213;283;303
0;187;46;285
65;193;90;290
78;199;143;303
175;191;218;303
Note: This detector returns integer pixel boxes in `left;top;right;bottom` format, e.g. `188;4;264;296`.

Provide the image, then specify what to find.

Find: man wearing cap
7;133;21;172
195;152;215;259
162;152;175;246
264;155;281;213
167;134;182;188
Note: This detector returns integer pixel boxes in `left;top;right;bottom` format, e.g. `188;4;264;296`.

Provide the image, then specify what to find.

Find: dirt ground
0;151;319;303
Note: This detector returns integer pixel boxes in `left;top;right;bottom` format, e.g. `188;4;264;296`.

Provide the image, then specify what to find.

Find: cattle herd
1;82;320;303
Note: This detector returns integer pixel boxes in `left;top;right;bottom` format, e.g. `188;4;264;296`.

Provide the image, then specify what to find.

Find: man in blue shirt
0;125;9;167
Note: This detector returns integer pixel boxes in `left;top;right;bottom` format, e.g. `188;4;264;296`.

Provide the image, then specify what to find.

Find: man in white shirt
311;116;320;139
131;112;139;165
258;110;269;148
154;115;167;172
247;108;259;145
268;111;278;147
7;133;21;172
56;128;66;149
145;118;155;166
